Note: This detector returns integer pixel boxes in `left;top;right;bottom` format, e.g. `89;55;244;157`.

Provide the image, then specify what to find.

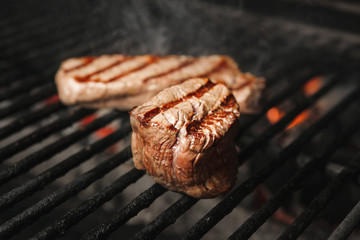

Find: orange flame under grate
81;114;116;139
266;107;285;125
286;110;310;130
302;76;323;96
267;107;310;130
266;76;323;130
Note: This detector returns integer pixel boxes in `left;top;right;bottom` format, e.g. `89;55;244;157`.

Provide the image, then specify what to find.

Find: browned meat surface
55;54;264;113
130;78;240;198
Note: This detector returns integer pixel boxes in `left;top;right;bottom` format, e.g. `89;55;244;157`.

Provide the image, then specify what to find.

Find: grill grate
0;111;123;185
329;198;360;240
1;0;360;239
279;154;360;240
0;108;95;160
229;126;360;240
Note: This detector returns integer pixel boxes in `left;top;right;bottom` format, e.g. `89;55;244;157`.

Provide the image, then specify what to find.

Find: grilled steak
130;78;240;198
55;54;264;113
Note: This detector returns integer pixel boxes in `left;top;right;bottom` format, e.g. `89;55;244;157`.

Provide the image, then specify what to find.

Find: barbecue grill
1;0;360;239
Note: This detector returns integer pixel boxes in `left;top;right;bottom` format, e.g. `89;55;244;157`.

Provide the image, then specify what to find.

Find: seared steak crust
56;54;264;113
130;78;240;198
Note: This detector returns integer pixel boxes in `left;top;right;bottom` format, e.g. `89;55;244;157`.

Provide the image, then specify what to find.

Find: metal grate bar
0;0;49;25
2;18;101;60
0;73;54;100
10;25;114;65
0;77;56;102
0;10;98;51
0;146;133;239
84;184;167;240
241;0;360;34
252;57;311;89
182;86;360;240
0;108;94;161
0;124;131;214
278;154;360;240
0;111;124;186
0;17;83;53
131;196;198;240
34;166;146;240
237;75;337;162
328;199;360;240
0;83;56;119
0;0;47;37
0;14;51;39
228;121;360;240
0;28;120;86
0;11;90;50
0;69;45;88
0;101;65;140
0;27;122;94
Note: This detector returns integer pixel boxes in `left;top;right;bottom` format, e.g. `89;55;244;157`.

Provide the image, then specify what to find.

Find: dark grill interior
1;0;360;239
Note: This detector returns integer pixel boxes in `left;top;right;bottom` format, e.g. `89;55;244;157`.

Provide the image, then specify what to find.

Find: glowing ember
95;126;118;154
302;76;323;96
81;114;96;126
266;107;285;124
95;127;115;139
266;76;322;129
80;114;116;138
286;110;310;130
44;94;59;105
266;108;310;130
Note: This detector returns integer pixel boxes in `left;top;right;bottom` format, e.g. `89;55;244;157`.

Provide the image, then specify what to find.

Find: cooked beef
130;78;240;198
55;54;264;113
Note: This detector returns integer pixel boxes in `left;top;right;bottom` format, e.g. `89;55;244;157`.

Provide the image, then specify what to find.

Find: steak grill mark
138;79;216;127
199;58;228;77
74;57;130;82
106;56;160;82
186;94;237;135
142;58;197;83
71;56;230;86
63;57;96;73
